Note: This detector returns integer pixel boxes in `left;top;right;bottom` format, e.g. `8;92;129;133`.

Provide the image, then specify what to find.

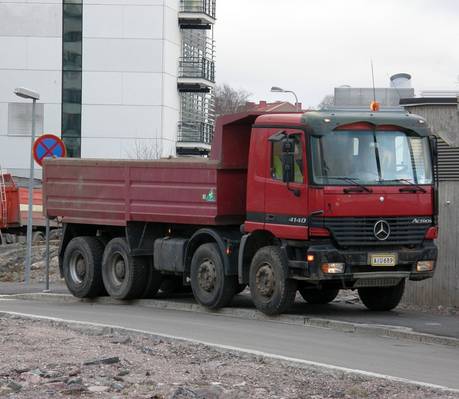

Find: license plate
370;254;397;267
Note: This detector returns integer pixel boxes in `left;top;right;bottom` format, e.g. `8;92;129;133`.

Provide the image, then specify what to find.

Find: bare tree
214;84;252;117
318;94;334;110
128;138;163;160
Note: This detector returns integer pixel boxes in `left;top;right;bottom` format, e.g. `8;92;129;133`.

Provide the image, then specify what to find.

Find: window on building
271;135;304;183
7;103;44;136
62;1;83;158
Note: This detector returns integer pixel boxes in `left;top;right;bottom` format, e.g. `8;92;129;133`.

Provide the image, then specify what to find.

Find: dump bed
43;158;247;227
43;113;263;227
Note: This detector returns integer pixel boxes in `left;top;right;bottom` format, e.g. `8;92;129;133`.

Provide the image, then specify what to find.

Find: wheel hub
111;254;126;285
69;253;86;284
256;264;275;298
198;260;216;293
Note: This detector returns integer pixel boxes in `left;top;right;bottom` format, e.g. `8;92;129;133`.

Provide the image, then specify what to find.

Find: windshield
311;130;432;185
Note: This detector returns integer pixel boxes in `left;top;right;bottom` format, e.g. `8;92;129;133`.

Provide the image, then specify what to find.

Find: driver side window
271;135;304;183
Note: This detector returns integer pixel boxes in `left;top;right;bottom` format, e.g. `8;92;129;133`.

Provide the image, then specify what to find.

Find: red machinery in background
0;172;54;244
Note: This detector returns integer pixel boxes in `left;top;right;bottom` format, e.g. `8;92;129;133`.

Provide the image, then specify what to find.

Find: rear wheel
102;238;148;300
32;231;45;243
63;236;105;298
49;229;62;241
299;286;339;304
190;243;237;309
249;246;297;315
358;279;405;311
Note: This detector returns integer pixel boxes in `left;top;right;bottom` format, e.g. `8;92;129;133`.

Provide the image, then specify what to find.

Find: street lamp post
14;87;40;287
270;86;300;111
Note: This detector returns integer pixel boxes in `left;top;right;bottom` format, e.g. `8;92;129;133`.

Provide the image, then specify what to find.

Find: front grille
311;216;431;247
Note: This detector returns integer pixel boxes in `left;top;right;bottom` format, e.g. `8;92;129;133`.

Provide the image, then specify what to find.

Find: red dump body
44;113;260;227
0;173;46;229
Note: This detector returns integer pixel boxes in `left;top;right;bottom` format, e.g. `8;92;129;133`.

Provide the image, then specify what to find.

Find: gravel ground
0;316;458;399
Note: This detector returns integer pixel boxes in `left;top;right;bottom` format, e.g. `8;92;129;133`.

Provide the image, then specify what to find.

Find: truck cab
239;109;437;312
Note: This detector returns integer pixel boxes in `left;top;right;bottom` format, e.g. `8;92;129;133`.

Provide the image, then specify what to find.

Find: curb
2;292;459;348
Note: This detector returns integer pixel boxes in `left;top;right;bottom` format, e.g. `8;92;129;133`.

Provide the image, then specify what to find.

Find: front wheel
358;279;405;311
249;246;297;315
190;243;237;309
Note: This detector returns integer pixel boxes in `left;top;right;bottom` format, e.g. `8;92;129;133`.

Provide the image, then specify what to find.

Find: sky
215;0;459;108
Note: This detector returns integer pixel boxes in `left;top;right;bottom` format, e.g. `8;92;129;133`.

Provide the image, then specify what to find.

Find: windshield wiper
379;179;427;193
326;176;373;193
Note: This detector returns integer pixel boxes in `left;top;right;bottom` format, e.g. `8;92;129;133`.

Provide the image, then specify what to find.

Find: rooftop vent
390;73;412;89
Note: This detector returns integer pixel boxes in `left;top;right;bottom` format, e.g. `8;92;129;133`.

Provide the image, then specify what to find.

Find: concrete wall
403;101;459;307
404;181;459;307
0;0;62;178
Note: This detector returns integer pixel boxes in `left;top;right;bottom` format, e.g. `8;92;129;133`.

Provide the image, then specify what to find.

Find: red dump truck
0;173;52;244
43;110;438;315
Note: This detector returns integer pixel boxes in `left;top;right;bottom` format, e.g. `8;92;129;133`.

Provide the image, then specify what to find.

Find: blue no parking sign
32;134;66;166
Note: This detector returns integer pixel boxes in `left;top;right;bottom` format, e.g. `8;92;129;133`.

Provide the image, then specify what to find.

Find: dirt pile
0;243;60;283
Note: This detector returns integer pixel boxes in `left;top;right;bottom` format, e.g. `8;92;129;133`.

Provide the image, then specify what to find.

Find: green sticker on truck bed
202;189;216;202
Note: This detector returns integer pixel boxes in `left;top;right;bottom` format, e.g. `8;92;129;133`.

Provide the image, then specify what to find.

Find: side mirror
281;138;295;183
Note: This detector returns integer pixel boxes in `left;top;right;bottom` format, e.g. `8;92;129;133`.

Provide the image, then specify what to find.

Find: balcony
178;57;215;92
179;0;216;29
177;121;214;155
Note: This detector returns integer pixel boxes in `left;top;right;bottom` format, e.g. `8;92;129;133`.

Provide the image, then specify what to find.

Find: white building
0;0;216;178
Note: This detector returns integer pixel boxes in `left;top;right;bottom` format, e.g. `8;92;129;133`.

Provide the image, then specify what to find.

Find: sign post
44;217;50;292
32;134;66;291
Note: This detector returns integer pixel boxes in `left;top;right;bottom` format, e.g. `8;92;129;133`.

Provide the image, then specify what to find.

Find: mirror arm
287;182;301;197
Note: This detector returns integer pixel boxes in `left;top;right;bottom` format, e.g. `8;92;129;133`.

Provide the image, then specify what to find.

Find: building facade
0;0;216;177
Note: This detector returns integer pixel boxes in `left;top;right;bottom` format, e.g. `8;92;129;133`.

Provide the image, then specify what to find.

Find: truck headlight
321;263;345;274
416;260;435;272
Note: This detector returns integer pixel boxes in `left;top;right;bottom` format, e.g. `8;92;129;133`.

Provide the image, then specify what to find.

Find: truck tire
190;243;237;309
142;259;162;299
358;279;405;311
32;231;45;243
299;286;339;304
249;246;297;315
63;236;105;298
49;229;62;241
102;238;148;300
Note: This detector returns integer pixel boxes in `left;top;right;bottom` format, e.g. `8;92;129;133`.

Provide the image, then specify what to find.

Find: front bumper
289;241;437;287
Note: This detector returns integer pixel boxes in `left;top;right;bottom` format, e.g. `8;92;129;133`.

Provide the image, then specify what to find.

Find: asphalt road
1;298;458;391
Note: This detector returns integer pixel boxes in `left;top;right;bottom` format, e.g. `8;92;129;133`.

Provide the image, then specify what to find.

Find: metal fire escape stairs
177;0;216;156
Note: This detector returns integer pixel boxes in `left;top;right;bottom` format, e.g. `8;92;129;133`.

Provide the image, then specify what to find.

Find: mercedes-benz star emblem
374;220;390;241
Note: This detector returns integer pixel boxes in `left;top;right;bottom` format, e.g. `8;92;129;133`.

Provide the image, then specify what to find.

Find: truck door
264;129;308;240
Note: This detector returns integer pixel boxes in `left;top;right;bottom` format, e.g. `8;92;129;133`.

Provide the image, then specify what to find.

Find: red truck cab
44;109;438;315
237;110;437;312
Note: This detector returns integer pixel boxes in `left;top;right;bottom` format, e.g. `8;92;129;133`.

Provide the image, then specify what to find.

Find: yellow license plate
370;254;397;267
